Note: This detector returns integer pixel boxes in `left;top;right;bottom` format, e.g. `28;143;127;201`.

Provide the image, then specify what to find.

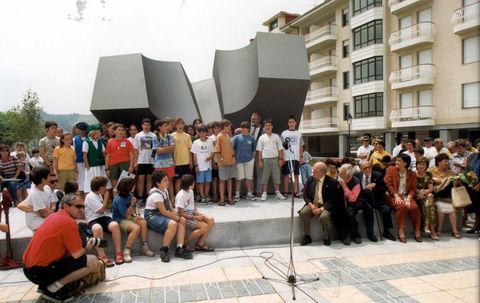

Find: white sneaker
233;194;240;202
123;248;133;263
261;192;267;201
275;191;286;200
246;193;256;200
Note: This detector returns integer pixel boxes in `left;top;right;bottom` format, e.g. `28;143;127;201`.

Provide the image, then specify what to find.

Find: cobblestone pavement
0;237;478;302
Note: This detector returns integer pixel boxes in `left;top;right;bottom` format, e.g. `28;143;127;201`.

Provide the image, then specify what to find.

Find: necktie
365;175;370;189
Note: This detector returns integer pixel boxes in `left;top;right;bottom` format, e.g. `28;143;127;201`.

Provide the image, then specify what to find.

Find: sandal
227;199;236;205
414;235;423;243
452;232;462;239
218;200;225;206
100;255;114;267
195;244;215;252
294;192;303;198
430;234;439;241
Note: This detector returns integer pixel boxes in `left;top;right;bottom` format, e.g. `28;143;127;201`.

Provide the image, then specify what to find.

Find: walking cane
369;190;383;240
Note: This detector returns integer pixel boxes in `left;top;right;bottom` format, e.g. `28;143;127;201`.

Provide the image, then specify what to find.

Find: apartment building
264;0;480;157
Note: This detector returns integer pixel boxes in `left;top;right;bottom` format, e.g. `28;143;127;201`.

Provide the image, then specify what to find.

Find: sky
0;0;317;114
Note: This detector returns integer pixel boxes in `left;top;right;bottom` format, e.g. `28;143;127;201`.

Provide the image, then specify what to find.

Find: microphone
282;137;291;150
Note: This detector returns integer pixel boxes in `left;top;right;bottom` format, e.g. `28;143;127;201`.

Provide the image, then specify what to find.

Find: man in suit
299;162;343;246
354;160;396;241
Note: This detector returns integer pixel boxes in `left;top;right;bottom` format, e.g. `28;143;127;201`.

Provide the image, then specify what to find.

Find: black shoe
160;247;170;263
300;235;312;246
353;237;362;244
342;237;351;246
175;246;193;259
41;289;74;303
367;234;378;242
323;238;331;246
383;232;397;241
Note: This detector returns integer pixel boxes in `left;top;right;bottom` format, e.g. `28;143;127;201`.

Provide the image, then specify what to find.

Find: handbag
451;185;472;208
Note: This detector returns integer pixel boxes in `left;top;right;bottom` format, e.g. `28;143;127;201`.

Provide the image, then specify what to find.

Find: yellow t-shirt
53;146;76;170
172;132;192;166
214;132;235;166
371;150;390;169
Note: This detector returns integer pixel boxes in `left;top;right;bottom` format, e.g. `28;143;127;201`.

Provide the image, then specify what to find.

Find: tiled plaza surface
0;236;478;303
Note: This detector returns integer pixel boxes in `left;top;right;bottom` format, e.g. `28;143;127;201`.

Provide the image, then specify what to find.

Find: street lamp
346;113;352;157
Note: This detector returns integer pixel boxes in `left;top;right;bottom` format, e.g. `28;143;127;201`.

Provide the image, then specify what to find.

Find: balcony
390;105;436;128
388;0;432;15
309;56;337;80
389;64;436;90
305;87;338;107
351;6;384;29
389;22;436;52
299;117;338;134
304;24;337;52
351;116;386;131
451;1;480;35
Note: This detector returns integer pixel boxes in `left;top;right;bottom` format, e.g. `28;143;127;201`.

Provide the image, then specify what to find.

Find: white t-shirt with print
175;189;195;212
134;131;156;165
84;192;105;222
280;129;303;161
146;188;170;210
191;139;213;171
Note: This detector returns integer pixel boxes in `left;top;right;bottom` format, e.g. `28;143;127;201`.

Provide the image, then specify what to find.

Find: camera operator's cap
424;137;433;141
87;124;101;133
75;122;89;131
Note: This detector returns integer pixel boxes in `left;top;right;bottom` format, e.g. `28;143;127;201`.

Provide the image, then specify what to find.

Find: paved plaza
0;234;478;302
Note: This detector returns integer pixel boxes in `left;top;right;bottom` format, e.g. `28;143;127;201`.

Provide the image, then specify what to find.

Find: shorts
24;255;87;289
87;216;114;234
175;165;192;178
155;166;175;178
218;164;236;181
58;169;76;190
16;178;31;190
262;158;281;185
144;209;170;234
281;160;300;176
110;161;130;180
119;217;138;234
196;169;212;183
137;164;154;175
236;159;254;180
182;209;198;230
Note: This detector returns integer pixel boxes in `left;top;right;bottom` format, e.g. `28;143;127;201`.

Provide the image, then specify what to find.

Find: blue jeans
1;181;18;204
300;164;312;185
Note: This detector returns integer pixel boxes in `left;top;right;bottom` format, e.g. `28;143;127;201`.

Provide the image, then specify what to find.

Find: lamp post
346;113;352;157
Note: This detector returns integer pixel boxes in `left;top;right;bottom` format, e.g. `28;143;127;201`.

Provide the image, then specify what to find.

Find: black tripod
262;144;318;300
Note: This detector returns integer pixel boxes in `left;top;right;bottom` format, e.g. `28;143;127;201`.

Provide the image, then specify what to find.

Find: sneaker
160;247;170;263
175;246;193;259
41;289;74;303
100;255;114;267
114;252;124;265
260;192;267;201
233;194;240;202
123;248;133;263
246;193;256;201
199;198;208;204
275;191;286;200
140;244;155;257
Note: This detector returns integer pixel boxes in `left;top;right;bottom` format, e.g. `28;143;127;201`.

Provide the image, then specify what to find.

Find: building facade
264;0;480;157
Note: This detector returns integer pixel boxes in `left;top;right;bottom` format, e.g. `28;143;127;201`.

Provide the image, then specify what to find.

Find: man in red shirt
23;193;98;302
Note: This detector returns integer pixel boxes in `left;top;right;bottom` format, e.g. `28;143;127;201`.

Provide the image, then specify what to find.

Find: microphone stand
262;143;318;300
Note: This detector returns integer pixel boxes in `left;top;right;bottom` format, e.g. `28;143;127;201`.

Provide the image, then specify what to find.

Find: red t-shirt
22;210;82;268
105;138;135;166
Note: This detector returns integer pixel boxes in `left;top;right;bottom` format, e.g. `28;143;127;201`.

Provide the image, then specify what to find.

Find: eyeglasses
50;180;58;184
69;204;85;209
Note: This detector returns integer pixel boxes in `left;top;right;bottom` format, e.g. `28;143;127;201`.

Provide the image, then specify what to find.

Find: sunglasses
50;180;58;184
70;204;85;209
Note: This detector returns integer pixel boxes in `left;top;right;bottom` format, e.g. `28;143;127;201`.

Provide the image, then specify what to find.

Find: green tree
0;90;44;146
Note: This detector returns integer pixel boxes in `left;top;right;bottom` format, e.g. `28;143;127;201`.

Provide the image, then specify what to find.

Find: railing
451;1;480;25
389;64;436;84
389;22;436;45
309;56;337;70
299;117;338;129
389;105;436;121
388;0;414;6
306;87;338;102
304;24;337;44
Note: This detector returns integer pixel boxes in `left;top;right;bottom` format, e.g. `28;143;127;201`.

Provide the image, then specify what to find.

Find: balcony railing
389;22;436;47
388;0;430;14
309;56;338;70
451;1;480;26
389;64;436;84
304;24;337;44
306;87;338;102
390;105;436;122
299;117;338;130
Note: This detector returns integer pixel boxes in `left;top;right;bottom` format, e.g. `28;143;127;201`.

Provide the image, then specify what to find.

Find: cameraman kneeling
23;193;98;302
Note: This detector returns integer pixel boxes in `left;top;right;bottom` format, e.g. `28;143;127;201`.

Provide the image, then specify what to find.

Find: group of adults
299;136;480;246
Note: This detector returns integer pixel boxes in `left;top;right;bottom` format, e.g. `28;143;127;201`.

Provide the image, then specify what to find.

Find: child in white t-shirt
175;174;215;252
190;126;213;204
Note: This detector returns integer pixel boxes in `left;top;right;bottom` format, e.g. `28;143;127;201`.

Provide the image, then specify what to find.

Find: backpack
62;258;106;297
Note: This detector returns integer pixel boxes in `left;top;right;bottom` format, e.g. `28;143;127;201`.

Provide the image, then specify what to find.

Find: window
463;36;480;64
269;20;278;31
354;93;383;118
343;71;350;89
353;56;383;84
418;49;432;65
353;0;383;16
342;8;349;26
353;20;383;50
343;103;351;120
418;90;432;106
463;82;480;108
342;40;349;58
